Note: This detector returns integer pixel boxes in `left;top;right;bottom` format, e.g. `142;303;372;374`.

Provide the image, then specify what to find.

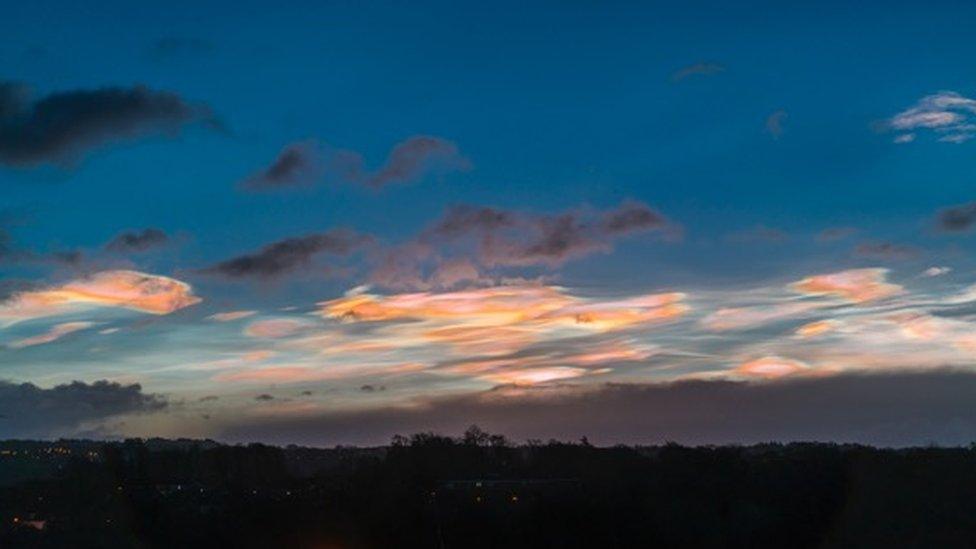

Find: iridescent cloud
791;268;902;303
0;270;201;326
8;321;94;348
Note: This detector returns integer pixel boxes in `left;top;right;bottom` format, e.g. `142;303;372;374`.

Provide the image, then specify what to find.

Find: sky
4;1;976;446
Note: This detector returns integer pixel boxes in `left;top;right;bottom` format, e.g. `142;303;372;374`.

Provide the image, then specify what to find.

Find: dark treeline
2;428;976;548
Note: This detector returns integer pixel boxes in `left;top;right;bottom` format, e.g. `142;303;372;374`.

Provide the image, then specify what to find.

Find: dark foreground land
2;428;976;548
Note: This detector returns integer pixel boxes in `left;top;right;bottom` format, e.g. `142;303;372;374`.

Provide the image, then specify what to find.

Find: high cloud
8;321;94;349
791;268;902;303
0;81;220;166
884;91;976;144
0;270;200;326
670;62;725;82
303;285;685;386
765;109;787;139
207;310;257;322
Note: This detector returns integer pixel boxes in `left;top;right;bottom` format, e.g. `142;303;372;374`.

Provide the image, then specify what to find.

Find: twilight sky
4;1;976;446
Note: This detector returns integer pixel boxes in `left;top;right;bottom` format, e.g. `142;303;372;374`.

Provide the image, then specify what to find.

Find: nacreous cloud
0;270;200;326
791;268;902;303
0;81;220;166
8;321;94;348
884;91;976;144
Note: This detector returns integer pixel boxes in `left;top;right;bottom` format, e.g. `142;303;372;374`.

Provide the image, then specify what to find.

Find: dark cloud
670;62;725;82
198;395;219;402
371;201;671;289
0;278;40;301
239;141;323;191
937;202;976;232
255;394;275;401
0;81;221;167
0;379;165;438
359;384;386;393
599;200;667;234
238;136;468;191
202;229;371;280
428;205;518;239
364;136;469;188
105;228;169;253
432;201;670;267
854;242;920;261
220;370;976;448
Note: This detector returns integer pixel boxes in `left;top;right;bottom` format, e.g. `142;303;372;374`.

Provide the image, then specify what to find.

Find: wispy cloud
670;62;725;82
765;109;787;139
884;91;976;144
8;321;94;348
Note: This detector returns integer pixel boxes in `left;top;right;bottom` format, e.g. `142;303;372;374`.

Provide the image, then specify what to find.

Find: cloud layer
218;370;976;447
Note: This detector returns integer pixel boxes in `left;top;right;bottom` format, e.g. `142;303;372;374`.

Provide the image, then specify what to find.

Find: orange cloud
8;321;94;349
320;285;575;324
794;319;839;338
791;268;901;303
438;339;652;385
536;293;688;330
320;285;687;332
0;270;200;325
207;310;257;322
481;366;589;385
314;286;684;376
244;318;308;339
735;356;809;379
702;302;819;332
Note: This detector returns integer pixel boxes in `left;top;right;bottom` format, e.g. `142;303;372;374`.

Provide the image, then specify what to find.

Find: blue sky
3;1;976;444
